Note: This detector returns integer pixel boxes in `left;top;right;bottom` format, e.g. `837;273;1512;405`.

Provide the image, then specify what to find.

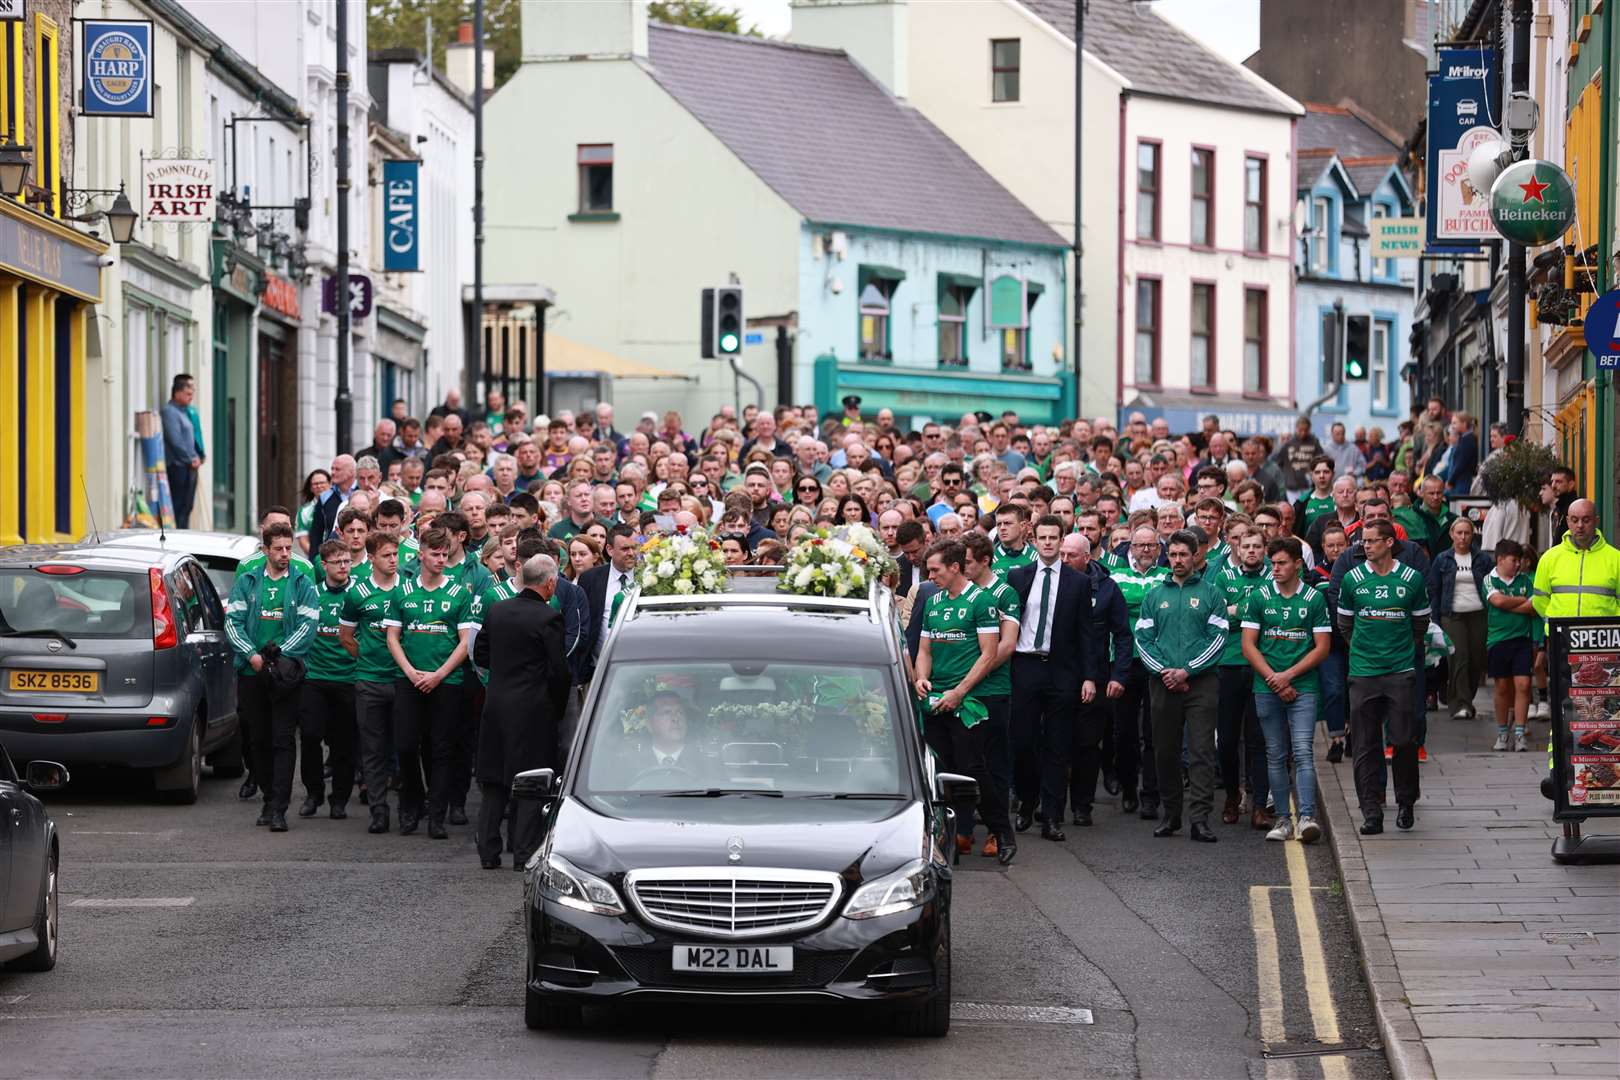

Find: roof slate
1021;0;1296;115
644;25;1065;248
1298;105;1401;158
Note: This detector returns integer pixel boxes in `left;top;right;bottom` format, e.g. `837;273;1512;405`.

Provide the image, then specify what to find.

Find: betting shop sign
140;159;216;224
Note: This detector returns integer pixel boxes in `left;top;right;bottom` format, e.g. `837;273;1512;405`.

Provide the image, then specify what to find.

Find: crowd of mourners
219;386;1617;868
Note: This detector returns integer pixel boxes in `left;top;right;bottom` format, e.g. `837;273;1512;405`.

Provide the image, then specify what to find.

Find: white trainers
1492;731;1510;751
1266;816;1294;842
1514;731;1530;752
1297;816;1321;843
1531;700;1550;720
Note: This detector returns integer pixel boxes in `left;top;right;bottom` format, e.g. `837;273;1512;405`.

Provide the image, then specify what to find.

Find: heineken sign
1488;159;1576;245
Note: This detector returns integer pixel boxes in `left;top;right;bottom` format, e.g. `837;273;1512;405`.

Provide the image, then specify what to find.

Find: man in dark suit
1445;413;1480;495
1007;514;1099;841
1064;532;1134;825
578;523;641;683
472;553;571;870
619;691;711;784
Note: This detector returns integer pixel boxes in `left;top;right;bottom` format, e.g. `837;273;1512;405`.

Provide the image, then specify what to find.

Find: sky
730;0;1261;66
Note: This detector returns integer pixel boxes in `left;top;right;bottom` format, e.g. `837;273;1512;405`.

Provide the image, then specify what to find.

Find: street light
104;185;138;244
0;141;31;198
65;181;140;244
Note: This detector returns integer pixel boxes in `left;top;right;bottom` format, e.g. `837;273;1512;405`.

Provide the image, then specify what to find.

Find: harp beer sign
82;20;153;117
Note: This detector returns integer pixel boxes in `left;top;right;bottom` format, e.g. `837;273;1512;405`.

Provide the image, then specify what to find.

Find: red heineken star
1519;174;1549;203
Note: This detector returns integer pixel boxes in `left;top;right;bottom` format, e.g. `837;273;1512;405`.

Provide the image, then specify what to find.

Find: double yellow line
1249;835;1350;1079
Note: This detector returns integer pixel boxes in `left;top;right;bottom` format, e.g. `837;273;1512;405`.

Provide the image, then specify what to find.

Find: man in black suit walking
472;553;571;869
578;523;641;683
1008;515;1099;841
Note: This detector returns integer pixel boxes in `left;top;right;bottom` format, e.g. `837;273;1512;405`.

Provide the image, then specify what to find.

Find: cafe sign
1489;159;1576;245
141;158;216;223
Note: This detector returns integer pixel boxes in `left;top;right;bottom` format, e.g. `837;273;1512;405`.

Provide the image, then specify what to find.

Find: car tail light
33;714;66;723
36;565;86;575
150;567;177;650
146;716;171;727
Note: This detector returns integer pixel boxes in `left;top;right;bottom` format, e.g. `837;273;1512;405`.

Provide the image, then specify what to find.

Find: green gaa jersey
1301;493;1337;528
974;574;1021;698
295;500;317;539
990;543;1034;576
921;583;1000;703
385;577;478;685
1483;571;1534;647
339;574;402;682
1338;561;1430;677
251;573;291;651
441;553;494;600
1205;541;1231;576
470;576;521;685
1240;582;1331;695
305;580;356;682
237;548;316;583
1110;560;1169;658
1215;561;1271;665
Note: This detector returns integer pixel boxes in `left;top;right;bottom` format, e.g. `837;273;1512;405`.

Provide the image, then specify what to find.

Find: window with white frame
1371;319;1391;411
1370;203;1390;278
1311;196;1331;273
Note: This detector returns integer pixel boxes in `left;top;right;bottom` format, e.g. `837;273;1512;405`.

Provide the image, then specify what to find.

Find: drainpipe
335;0;352;454
1504;0;1532;435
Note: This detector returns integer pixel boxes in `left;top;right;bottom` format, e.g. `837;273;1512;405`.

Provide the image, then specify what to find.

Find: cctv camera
98;255;117;268
827;275;844;295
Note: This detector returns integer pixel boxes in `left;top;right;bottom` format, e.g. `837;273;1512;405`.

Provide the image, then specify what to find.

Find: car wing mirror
25;760;70;792
935;771;978;805
511;768;556;800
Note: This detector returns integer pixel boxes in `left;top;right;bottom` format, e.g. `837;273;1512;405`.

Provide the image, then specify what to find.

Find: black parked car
0;745;66;971
518;581;972;1037
0;548;242;802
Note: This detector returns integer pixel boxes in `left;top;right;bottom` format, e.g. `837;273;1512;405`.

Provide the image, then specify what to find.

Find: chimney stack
445;19;494;98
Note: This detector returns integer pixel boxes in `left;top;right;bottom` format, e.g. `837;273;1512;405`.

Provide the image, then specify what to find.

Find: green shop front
813;357;1073;427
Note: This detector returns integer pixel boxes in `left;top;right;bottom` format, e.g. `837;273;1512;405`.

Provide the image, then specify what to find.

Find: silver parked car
0;547;242;803
0;747;66;971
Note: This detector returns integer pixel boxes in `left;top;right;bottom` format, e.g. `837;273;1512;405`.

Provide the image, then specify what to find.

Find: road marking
68;897;195;908
1284;837;1350;1080
69;831;164;836
1248;886;1286;1080
0;995;27;1006
951;1002;1093;1025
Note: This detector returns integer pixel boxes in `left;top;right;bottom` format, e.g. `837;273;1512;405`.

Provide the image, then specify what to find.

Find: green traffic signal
719;332;740;353
1345;357;1367;379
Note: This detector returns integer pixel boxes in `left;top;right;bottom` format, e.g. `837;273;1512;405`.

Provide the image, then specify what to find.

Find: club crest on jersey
1189;598;1200;609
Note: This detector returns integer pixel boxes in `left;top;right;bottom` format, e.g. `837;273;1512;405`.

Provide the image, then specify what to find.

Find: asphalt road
0;763;1391;1080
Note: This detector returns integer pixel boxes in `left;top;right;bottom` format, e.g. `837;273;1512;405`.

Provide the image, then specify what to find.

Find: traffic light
1344;315;1371;381
701;286;744;358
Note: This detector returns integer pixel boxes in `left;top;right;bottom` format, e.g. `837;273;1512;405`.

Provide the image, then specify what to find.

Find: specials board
1549;618;1620;820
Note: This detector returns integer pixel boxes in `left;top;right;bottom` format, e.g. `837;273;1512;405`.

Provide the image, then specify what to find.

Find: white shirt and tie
1016;557;1062;655
597;564;634;659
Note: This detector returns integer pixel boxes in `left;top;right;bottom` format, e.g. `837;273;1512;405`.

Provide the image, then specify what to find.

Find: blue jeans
1255;691;1318;820
1318;649;1347;737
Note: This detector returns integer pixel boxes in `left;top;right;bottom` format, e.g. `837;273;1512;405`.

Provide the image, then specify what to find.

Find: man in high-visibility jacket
1531;500;1620;620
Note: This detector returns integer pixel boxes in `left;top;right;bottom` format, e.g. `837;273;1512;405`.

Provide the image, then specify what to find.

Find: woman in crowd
567;534;601;583
1429;516;1491;719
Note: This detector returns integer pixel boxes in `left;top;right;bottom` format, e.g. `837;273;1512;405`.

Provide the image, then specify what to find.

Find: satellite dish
1293;198;1308;234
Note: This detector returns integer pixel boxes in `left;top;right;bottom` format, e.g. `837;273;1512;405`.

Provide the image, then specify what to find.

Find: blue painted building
800;226;1070;425
1294;103;1416;437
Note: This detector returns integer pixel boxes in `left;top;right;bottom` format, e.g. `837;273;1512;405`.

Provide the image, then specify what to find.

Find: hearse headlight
539;853;625;917
843;858;934;920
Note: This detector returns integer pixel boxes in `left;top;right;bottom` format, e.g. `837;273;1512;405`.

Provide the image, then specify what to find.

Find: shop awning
544;334;689;380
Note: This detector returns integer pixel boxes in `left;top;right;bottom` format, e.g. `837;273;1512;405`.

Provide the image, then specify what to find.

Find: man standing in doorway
161;374;203;528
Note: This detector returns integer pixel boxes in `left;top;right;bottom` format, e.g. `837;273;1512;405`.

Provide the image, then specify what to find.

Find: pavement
0;752;1388;1078
1316;691;1620;1080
